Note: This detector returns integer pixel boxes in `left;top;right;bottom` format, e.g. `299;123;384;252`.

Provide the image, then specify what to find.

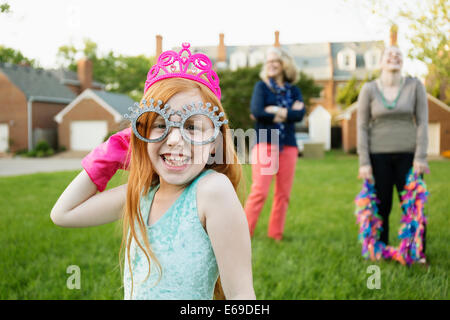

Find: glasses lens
136;112;166;141
183;114;215;144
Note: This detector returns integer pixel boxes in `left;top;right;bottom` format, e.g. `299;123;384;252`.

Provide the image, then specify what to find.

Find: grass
0;151;448;299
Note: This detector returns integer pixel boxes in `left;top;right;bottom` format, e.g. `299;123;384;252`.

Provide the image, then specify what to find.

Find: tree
0;2;10;13
295;71;323;112
366;0;450;104
336;72;379;109
0;45;38;67
57;39;154;101
398;0;450;104
217;65;261;130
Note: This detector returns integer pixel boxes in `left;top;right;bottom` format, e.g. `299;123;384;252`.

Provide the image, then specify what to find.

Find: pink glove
82;127;131;192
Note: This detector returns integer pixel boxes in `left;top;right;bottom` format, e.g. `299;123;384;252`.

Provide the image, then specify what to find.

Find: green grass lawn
0;151;448;299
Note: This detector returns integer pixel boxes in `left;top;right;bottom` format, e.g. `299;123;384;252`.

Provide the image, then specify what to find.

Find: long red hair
120;78;244;299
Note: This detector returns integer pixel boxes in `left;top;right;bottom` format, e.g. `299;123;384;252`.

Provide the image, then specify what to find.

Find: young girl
50;43;256;300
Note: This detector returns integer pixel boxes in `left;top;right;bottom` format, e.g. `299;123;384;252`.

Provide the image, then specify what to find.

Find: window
364;48;381;70
337;48;356;71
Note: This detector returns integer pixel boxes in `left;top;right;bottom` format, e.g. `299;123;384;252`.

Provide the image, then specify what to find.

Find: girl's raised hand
82;127;131;192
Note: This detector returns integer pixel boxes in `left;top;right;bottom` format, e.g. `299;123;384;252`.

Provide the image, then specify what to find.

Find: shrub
35;140;51;153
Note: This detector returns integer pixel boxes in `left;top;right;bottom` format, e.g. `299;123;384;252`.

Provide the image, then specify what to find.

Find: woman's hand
264;105;280;114
274;108;288;123
292;101;305;110
413;161;430;175
358;165;373;181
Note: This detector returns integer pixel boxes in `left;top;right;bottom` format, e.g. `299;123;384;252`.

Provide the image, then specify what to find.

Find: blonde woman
244;47;305;241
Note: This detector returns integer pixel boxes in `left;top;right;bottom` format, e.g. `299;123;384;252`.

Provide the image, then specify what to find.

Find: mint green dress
123;169;219;300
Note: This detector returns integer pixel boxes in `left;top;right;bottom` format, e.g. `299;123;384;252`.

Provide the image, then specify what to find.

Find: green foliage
217;65;261;130
24;140;54;158
367;0;449;103
0;2;10;13
0;45;38;67
336;72;379;109
103;131;118;142
294;71;323;111
57;39;154;101
399;0;450;104
336;76;360;109
218;65;323;130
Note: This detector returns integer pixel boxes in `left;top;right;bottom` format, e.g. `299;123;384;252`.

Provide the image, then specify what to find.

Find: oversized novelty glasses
124;98;228;145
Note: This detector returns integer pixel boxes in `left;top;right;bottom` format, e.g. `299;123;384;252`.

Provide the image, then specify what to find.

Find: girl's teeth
163;155;188;166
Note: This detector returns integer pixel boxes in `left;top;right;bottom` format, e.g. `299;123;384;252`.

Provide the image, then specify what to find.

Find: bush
35;140;51;153
24;140;55;157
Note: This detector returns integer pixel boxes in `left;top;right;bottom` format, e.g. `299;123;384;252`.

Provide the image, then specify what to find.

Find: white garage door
70;121;108;151
0;124;8;152
427;123;440;156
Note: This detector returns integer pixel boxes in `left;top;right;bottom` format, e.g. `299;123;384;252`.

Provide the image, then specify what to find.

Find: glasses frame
124;99;228;146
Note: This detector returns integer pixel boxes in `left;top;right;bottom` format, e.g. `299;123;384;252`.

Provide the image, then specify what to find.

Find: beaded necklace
377;77;404;110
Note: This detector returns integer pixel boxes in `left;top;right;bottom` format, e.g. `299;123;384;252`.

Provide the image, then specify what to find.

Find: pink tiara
144;42;221;100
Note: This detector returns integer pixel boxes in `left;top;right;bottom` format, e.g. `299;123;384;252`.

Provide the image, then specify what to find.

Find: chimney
156;35;163;58
389;24;398;46
218;33;226;62
77;58;93;92
274;30;280;48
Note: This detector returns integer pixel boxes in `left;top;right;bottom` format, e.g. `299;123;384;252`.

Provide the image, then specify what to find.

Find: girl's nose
166;127;184;147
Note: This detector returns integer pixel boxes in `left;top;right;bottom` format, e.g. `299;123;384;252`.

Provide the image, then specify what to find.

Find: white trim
427;93;450;112
54;89;123;124
337;48;356;71
364;48;381;70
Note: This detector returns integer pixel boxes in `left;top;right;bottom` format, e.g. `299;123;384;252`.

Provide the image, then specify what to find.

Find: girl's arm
50;170;126;228
198;172;256;300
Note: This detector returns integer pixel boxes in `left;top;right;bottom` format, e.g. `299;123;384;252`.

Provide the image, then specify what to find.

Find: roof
92;89;135;116
54;89;135;123
331;41;385;80
0;62;76;101
191;40;383;81
48;68;105;89
427;94;450;112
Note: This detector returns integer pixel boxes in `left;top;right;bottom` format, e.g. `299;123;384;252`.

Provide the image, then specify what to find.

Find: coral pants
244;143;298;240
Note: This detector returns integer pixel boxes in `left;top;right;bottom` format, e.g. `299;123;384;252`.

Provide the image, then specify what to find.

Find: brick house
338;93;450;156
54;89;133;151
0;58;134;154
49;58;105;96
186;32;384;112
0;62;76;153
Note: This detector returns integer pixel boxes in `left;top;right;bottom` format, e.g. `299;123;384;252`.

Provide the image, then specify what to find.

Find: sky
1;0;428;76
